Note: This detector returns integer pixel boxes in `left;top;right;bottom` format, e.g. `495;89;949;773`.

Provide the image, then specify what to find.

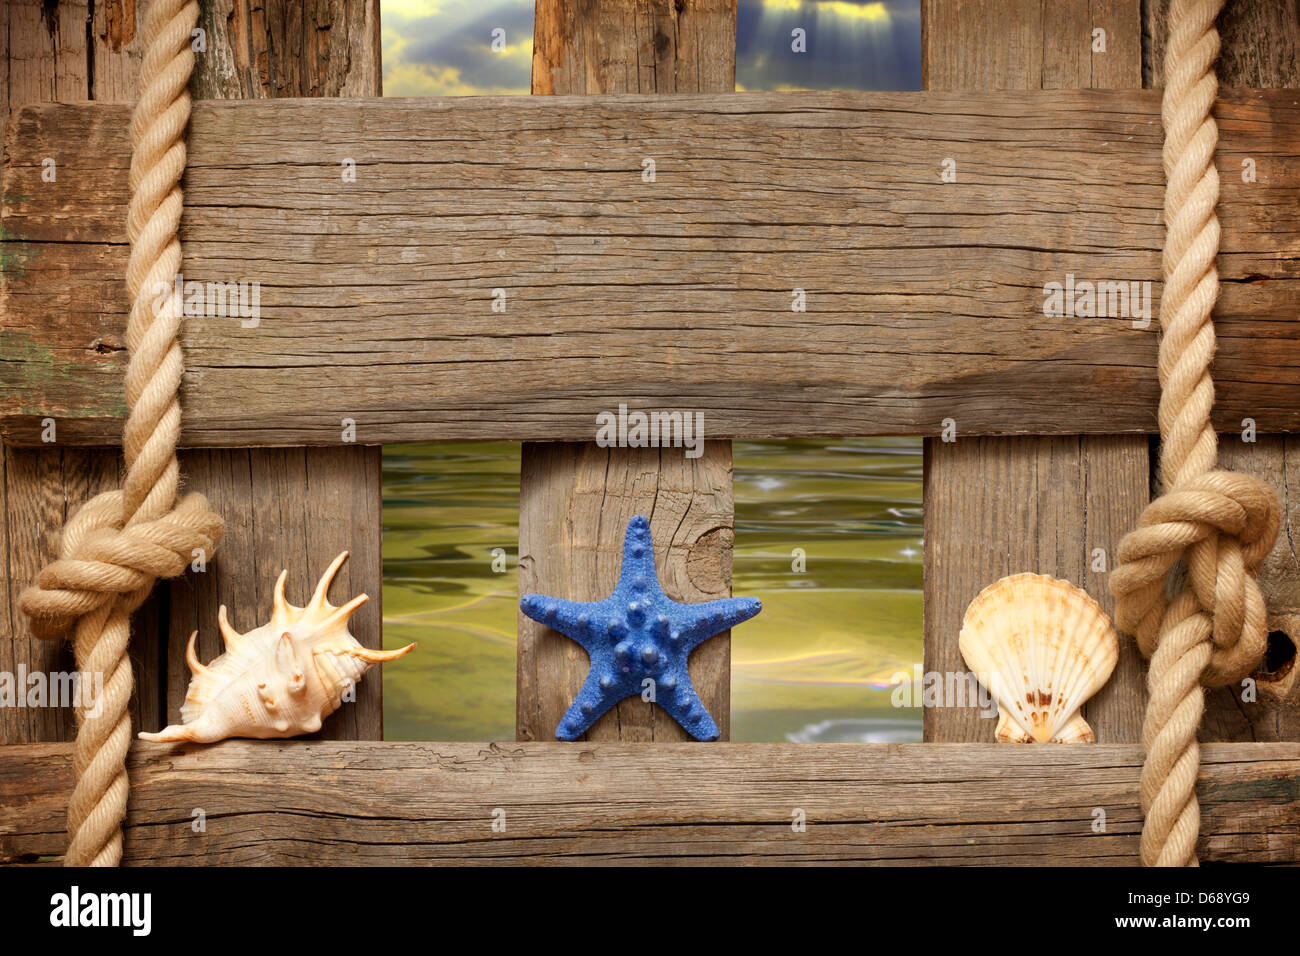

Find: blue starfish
520;514;762;741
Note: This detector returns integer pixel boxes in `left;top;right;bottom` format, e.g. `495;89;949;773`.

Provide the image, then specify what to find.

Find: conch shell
140;552;414;743
959;572;1118;743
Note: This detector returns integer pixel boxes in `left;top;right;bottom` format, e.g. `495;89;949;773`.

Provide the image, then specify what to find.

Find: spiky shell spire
140;552;414;743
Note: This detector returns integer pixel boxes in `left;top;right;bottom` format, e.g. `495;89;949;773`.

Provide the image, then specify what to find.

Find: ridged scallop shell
959;573;1118;743
139;552;414;743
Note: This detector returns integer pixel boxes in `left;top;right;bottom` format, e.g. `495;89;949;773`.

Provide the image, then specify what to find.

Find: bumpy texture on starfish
520;514;762;741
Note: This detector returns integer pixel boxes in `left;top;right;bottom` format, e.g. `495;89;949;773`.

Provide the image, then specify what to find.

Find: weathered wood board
2;741;1295;865
3;89;1299;447
517;0;737;744
533;0;735;96
921;0;1150;744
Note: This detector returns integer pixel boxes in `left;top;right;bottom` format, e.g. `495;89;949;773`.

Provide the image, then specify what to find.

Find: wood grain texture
158;0;386;741
518;442;736;741
2;740;1295;865
1;0;90;108
532;0;735;95
189;0;382;101
0;0;165;744
519;1;736;743
3;88;1299;446
921;0;1150;743
1143;0;1300;742
1143;0;1300;91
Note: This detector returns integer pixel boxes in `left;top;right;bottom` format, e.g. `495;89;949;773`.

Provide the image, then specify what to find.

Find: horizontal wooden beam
2;90;1297;446
1;741;1296;864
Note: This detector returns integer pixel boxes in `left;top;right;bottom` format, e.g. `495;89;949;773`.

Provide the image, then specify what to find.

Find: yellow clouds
818;1;890;22
385;59;530;97
382;0;449;17
760;0;892;21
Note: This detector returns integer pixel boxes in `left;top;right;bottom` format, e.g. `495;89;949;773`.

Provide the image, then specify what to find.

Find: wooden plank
163;0;386;741
532;0;737;95
191;0;383;100
2;0;90;106
922;0;1149;743
518;0;736;744
0;0;165;744
3;89;1299;447
2;740;1295;865
1143;0;1300;742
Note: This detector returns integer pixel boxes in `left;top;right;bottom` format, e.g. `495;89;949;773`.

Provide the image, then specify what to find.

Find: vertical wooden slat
163;0;386;740
1145;0;1300;741
518;0;738;743
921;0;1149;743
0;0;164;743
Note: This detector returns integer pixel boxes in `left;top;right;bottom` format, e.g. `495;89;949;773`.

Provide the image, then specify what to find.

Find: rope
1110;0;1280;867
18;0;222;867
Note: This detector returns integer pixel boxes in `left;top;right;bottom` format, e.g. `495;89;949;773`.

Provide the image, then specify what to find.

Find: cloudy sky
382;0;920;96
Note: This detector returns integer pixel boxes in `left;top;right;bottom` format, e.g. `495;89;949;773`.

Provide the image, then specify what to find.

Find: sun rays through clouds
738;0;920;92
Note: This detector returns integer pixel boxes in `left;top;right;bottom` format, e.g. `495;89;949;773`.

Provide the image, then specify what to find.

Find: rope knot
1111;469;1279;686
19;491;224;642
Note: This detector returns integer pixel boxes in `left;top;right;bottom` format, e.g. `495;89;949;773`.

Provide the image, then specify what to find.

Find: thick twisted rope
18;0;222;867
1109;0;1280;868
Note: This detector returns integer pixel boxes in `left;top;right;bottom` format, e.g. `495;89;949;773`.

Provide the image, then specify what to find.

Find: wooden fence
0;0;1296;865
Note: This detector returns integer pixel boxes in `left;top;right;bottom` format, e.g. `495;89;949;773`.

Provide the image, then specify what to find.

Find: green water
381;439;923;742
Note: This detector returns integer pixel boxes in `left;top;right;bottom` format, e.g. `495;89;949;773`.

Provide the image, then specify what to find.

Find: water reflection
731;438;922;741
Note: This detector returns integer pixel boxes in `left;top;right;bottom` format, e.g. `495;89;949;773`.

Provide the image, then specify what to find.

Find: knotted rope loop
1110;0;1281;868
1112;470;1277;686
15;0;218;868
19;491;224;641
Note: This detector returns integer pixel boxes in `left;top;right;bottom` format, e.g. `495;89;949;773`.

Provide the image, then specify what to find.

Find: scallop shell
139;552;414;743
959;573;1118;743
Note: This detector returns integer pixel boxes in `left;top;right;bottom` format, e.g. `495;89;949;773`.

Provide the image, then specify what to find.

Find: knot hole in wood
685;525;734;596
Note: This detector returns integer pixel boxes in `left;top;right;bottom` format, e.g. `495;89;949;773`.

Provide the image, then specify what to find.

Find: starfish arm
656;669;720;741
519;593;603;652
555;664;626;741
676;596;763;650
614;514;661;590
